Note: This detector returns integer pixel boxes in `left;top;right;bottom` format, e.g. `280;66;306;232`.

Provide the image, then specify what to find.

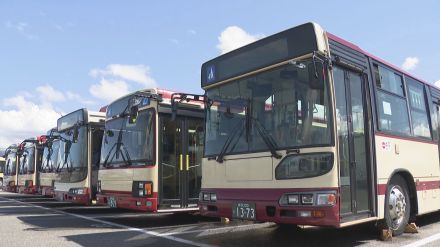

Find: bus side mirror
308;61;325;90
129;105;139;124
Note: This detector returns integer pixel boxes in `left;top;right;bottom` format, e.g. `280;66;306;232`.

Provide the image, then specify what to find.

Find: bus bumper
96;192;158;212
40;186;55;197
65;192;91;205
199;188;340;227
21;185;38;194
3;185;17;193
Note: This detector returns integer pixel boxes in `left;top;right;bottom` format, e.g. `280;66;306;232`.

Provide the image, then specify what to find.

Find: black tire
383;175;410;236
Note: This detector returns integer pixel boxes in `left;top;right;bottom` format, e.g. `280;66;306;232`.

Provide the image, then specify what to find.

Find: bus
39;128;62;196
96;88;205;212
53;108;105;205
0;157;5;189
16;137;44;194
2;145;18;192
198;22;440;236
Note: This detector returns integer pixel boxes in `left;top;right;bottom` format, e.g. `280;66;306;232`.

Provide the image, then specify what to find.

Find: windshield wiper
216;120;245;163
102;125;133;168
56;137;73;173
252;118;282;159
216;100;249;163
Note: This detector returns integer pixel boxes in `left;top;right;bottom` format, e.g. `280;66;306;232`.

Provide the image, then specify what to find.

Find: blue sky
0;0;439;148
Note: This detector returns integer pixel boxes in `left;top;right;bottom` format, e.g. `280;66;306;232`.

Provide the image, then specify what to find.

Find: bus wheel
384;175;410;236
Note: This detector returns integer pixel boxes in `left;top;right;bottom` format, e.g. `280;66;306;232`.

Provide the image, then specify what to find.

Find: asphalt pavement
0;191;439;247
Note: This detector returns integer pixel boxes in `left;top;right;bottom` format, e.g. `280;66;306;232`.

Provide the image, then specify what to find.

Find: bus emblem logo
207;65;215;83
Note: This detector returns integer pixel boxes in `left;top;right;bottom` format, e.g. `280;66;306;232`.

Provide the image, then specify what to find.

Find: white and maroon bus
96;88;204;212
53;108;105;205
198;22;440;236
16;137;45;194
39;128;62;196
2;145;18;193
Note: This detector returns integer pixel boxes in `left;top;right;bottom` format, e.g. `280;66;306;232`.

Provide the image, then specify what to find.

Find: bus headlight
301;194;314;205
317;193;336;206
287;194;299;204
201;192;217;202
203;192;210;201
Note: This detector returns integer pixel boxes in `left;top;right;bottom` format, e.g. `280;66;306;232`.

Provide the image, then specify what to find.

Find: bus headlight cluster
69;188;87;195
133;181;153;197
279;191;336;207
200;192;217;202
316;193;336;206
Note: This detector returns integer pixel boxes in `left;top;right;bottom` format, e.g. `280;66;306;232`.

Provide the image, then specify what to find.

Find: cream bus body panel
17;174;33;186
40;173;60;187
3;175;16;187
375;134;440;218
54;178;88;194
99;168;159;192
202;147;338;189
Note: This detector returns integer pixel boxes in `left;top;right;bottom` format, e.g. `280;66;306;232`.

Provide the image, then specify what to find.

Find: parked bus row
2;22;440;238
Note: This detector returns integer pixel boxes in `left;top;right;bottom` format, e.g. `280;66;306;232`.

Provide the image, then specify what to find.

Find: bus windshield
0;160;4;173
205;59;331;157
57;126;87;182
5;152;17;176
41;140;61;173
100;109;154;167
18;146;35;174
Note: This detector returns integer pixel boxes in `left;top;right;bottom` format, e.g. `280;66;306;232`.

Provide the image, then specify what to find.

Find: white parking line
3;197;212;247
401;233;440;247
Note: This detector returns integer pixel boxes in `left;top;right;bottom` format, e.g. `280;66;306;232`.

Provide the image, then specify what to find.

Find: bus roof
326;32;438;90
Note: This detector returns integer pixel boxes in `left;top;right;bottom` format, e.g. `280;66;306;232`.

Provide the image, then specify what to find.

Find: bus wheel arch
382;170;417;235
387;169;418;220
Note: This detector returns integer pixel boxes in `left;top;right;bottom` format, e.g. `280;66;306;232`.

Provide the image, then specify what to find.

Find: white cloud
89;64;158;103
434;80;440;88
66;91;96;105
402;57;419;71
0;96;62;149
89;78;130;102
90;64;156;87
216;26;264;54
36;84;65;103
5;20;39;40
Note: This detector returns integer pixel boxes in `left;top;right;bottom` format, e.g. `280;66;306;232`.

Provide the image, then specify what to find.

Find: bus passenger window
407;77;431;139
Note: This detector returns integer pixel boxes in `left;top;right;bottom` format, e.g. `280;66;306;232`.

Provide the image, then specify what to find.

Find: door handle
186;154;189;171
180;154;183;171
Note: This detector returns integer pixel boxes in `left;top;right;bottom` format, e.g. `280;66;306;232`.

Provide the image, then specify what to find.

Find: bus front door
334;66;372;220
159;114;204;210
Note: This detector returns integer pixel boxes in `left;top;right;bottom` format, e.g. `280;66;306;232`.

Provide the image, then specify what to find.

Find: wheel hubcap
388;185;406;230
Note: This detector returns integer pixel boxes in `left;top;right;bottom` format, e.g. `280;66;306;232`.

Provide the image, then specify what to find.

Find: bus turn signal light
144;182;152;196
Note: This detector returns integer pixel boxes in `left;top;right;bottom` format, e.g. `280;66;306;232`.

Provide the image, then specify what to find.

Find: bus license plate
232;202;256;220
108;197;117;208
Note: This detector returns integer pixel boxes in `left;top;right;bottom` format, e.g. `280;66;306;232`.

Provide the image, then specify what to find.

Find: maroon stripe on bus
375;132;437;145
377;180;440;195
